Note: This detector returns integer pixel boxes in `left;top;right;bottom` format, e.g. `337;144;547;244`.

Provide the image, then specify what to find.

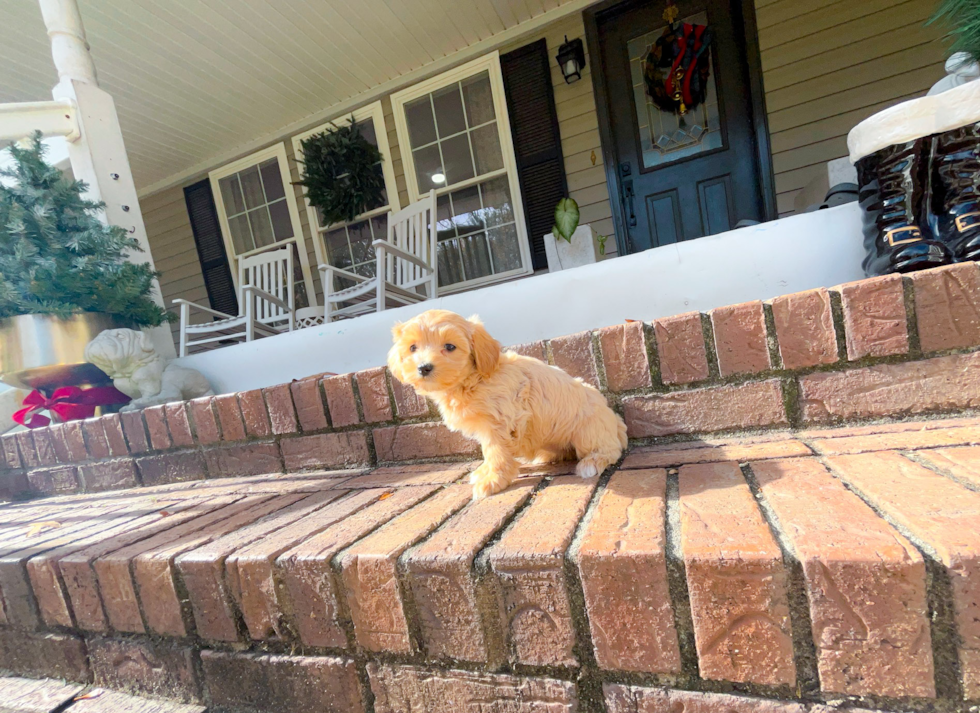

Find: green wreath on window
296;118;385;225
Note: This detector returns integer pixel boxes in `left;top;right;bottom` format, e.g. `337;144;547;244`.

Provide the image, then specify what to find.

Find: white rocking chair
321;191;439;322
175;247;295;357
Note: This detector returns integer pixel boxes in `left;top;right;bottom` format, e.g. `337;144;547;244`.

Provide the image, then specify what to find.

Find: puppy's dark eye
445;344;456;352
409;344;417;353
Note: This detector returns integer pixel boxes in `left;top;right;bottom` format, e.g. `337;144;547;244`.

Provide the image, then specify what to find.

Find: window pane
458;232;492;279
436;194;455;241
219;175;246;215
470;124;503;176
462;73;495;126
488;223;522;273
480;176;514;227
247;208;275;248
259;159;285;201
240;165;265;210
437;240;465;286
357;118;378;147
370;215;388;241
349;221;373;264
324;228;352;268
450;185;484;236
432;84;467;137
441;134;475;184
413;144;444;190
405;97;437;148
354;260;376;278
268;199;293;240
228;214;253;254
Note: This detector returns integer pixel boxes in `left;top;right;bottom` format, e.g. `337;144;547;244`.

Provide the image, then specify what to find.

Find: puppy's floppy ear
387;321;408;384
467;316;500;379
387;343;408;384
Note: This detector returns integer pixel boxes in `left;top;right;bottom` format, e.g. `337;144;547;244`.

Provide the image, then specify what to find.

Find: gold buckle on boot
955;212;980;232
884;226;922;246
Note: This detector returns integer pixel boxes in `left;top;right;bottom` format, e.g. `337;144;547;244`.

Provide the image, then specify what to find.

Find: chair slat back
385;190;438;293
238;247;294;324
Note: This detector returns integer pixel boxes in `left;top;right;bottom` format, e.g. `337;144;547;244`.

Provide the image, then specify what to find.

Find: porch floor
1;414;979;711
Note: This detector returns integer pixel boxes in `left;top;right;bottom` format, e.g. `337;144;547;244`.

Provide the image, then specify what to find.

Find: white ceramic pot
543;224;601;272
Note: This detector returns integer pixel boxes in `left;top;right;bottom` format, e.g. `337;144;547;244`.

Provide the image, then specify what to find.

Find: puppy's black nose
418;363;434;377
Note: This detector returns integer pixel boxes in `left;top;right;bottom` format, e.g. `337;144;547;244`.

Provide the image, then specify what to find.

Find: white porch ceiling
0;0;591;195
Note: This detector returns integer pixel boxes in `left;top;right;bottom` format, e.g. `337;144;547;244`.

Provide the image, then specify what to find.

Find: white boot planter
544;224;602;271
543;197;603;272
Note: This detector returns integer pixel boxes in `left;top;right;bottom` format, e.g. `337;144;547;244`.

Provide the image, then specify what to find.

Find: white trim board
176;203;867;394
135;0;600;200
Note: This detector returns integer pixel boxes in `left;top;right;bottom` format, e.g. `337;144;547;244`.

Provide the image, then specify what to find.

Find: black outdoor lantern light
556;36;586;83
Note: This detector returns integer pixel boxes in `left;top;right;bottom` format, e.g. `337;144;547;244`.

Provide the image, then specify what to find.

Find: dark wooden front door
589;0;772;254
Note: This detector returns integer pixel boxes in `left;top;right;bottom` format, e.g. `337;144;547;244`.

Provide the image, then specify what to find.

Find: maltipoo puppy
387;309;628;498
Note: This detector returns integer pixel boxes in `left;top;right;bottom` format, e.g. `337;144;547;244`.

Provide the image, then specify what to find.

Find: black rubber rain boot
932;122;980;261
855;138;952;276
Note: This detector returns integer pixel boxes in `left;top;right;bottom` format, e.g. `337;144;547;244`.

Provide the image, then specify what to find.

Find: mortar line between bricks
902;274;923;357
819;456;963;702
472;476;553;671
590;330;609;393
827;289;849;364
328;482;460;655
902;449;980;494
739;463;821;699
664;470;699;683
564;464;617;713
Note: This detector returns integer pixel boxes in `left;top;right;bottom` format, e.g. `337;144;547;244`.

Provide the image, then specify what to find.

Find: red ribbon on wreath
12;386;132;429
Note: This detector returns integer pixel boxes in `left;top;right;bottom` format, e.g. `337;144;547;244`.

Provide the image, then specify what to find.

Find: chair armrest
241;286;290;311
318;264;371;283
372;240;431;271
172;298;235;320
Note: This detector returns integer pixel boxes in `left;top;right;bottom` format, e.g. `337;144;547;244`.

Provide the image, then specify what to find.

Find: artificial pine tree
931;0;980;62
0;133;171;327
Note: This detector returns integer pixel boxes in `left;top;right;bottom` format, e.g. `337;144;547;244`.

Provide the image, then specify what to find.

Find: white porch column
38;0;176;358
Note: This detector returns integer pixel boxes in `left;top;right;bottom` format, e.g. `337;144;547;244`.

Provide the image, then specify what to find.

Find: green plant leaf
553;197;580;242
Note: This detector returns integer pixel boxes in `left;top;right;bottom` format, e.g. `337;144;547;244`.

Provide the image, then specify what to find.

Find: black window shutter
501;39;568;271
183;179;238;316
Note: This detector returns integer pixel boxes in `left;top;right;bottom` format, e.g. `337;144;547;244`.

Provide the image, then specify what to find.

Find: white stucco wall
176;203;866;394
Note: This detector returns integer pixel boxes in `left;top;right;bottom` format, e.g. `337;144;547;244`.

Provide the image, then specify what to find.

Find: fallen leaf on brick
159;510;172;517
26;521;61;537
378;493;393;501
74;690;103;700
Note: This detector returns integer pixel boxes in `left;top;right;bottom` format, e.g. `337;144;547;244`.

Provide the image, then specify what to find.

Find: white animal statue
928;52;980;96
84;329;213;411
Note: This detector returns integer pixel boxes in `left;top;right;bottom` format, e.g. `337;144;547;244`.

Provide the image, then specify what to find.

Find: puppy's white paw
575;459;600;479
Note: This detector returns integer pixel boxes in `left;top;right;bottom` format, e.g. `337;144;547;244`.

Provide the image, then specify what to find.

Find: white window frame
291;101;401;270
208;143;316;306
391;51;532;293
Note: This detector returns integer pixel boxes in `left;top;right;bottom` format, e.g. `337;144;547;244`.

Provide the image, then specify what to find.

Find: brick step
6;261;980;505
0;417;979;711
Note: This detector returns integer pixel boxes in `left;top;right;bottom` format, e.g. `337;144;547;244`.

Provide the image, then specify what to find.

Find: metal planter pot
0;313;132;390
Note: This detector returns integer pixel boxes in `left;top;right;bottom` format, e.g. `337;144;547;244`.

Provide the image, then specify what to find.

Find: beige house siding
756;0;946;215
140;187;205;347
144;2;949;342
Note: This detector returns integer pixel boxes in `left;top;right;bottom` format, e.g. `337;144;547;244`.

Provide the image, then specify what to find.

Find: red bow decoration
13;386;131;429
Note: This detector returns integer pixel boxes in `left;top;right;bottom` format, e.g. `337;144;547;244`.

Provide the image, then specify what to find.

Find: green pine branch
0;132;174;327
930;0;980;62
